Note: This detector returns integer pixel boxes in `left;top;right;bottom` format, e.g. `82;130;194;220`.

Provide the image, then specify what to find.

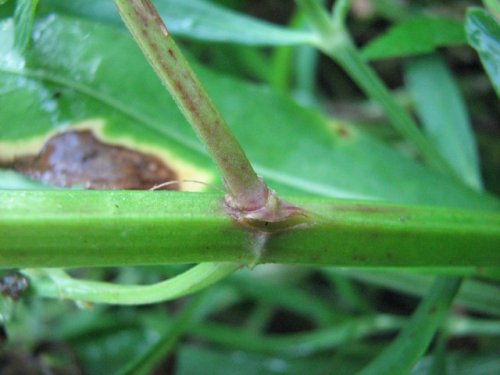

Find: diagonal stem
113;0;268;211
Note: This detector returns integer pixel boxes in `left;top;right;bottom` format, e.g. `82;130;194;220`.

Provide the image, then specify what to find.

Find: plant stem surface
1;190;499;268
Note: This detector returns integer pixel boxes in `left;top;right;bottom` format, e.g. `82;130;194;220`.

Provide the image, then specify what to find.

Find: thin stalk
296;0;454;176
113;0;267;211
359;276;462;375
1;190;499;268
22;263;239;305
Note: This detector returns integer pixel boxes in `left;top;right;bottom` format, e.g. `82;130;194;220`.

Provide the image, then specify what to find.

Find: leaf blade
405;53;482;190
362;16;466;61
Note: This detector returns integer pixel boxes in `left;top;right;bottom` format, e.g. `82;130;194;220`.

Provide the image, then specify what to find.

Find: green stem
22;263;239;305
331;0;351;30
113;0;268;211
1;190;499;268
358;277;462;375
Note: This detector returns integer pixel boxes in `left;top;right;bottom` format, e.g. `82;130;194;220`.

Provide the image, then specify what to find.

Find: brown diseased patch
4;130;179;190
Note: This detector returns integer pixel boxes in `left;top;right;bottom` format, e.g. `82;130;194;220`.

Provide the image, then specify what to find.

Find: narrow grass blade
358;277;462;375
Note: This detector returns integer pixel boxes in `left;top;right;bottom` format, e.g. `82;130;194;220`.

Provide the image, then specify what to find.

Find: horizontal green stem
0;190;499;268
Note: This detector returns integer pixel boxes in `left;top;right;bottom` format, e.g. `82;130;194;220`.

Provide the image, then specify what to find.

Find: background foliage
0;0;499;374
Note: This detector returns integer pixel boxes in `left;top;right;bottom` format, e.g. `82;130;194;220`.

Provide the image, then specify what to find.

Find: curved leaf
0;15;498;210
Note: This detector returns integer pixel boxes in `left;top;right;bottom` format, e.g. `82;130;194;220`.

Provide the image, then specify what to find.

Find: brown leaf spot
5;130;179;190
167;48;176;60
336;125;350;138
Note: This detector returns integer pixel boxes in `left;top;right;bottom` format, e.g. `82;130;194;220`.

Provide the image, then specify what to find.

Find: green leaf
405;54;482;191
13;0;39;52
465;8;500;97
41;0;317;46
0;15;498;211
362;16;466;60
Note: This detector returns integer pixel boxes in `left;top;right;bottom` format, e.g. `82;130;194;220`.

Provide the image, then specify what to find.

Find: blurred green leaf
327;268;500;317
41;0;317;46
175;345;337;375
1;15;497;210
405;54;482;190
117;295;205;375
72;322;157;375
362;16;466;60
466;8;500;97
13;0;38;52
412;352;500;375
